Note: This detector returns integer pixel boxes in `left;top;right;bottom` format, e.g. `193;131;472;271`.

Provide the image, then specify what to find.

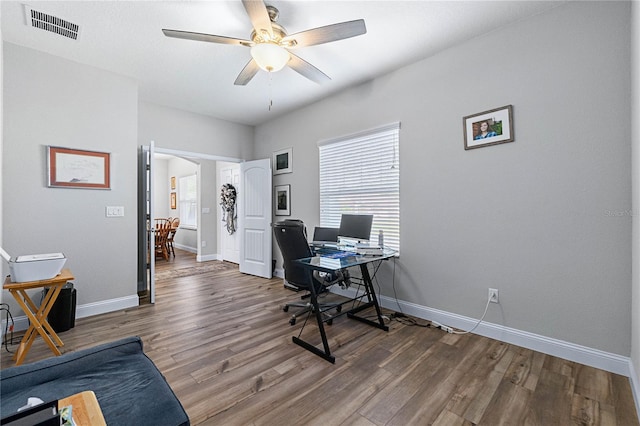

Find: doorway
139;148;273;304
138;146;243;304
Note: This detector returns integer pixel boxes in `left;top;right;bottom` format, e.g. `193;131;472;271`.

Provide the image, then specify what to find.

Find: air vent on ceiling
24;5;80;40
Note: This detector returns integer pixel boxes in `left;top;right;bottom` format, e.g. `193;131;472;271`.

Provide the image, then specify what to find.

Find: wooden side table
3;269;74;365
59;391;106;426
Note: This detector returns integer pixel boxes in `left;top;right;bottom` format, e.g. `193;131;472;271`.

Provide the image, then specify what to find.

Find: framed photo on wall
275;184;291;216
272;148;292;175
47;146;111;189
463;105;514;150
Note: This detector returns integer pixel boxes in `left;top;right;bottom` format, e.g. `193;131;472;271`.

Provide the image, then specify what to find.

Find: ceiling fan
162;0;366;86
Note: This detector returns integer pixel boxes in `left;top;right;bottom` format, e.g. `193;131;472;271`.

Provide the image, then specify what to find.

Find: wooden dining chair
154;220;171;260
166;218;180;257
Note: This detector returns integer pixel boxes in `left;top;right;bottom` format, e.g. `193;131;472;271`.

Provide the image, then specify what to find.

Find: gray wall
2;44;254;318
138;102;254;160
3;42;138;306
198;158;219;259
631;0;640;393
1;0;635;365
256;1;632;355
1;9;4;305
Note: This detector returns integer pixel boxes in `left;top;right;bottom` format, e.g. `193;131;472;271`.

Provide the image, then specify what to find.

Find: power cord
385;255;494;334
431;296;492;335
387;258;431;327
389;311;430;327
1;303;15;353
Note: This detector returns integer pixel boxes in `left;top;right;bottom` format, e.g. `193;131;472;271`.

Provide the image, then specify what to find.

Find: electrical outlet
488;288;499;303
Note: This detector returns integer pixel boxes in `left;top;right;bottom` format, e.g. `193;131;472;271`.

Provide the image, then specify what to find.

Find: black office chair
273;220;344;325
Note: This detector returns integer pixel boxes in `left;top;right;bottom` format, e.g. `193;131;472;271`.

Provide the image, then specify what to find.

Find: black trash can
47;282;76;333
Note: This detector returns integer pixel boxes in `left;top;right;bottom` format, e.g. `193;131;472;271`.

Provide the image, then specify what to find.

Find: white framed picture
272;148;292;175
463;105;514;150
47;146;111;189
275;184;291;216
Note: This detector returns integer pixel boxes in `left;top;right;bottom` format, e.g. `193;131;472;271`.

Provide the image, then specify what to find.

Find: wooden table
3;269;74;365
59;391;106;426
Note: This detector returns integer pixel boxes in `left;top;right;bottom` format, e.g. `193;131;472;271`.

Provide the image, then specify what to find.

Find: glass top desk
294;247;396;363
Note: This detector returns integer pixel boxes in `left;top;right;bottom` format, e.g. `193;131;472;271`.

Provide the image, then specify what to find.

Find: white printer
1;248;66;283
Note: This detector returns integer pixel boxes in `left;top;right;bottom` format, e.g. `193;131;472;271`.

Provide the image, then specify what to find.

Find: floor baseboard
330;286;632;377
2;295;139;337
630;360;640;422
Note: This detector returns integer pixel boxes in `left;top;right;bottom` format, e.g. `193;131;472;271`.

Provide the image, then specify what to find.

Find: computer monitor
312;227;340;244
338;214;373;242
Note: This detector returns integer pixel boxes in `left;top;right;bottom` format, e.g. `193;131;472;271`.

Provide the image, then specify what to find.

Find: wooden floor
2;249;638;425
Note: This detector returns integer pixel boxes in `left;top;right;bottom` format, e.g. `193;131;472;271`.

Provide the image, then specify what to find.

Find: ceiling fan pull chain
268;71;273;111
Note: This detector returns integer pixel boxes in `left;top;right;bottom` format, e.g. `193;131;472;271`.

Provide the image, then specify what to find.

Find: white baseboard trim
2;295;139;334
173;243;219;262
196;253;219;262
274;268;284;279
630;360;640;422
174;243;196;253
330;286;632;377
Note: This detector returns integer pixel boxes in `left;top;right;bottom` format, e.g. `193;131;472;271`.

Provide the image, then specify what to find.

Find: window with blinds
318;122;400;251
179;174;197;228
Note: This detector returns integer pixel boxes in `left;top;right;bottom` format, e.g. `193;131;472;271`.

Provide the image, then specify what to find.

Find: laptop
311;227;340;247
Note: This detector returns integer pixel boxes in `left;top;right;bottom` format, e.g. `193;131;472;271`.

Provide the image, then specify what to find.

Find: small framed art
275;184;291;216
170;192;177;209
272;148;292;175
47;146;111;189
171;176;176;190
463;105;514;150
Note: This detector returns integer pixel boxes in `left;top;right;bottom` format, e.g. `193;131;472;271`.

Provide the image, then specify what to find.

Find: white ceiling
1;1;565;126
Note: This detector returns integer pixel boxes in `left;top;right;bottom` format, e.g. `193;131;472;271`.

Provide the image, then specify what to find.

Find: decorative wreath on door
220;183;237;235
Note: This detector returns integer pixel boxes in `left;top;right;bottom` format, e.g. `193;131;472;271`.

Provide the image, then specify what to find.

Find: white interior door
238;158;272;278
220;165;240;263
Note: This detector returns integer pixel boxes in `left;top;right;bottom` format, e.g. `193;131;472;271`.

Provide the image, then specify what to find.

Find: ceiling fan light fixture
250;43;290;72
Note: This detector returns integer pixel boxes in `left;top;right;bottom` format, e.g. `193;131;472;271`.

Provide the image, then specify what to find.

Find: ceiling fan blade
234;59;261;86
281;19;366;48
242;0;274;39
287;53;330;84
162;29;252;47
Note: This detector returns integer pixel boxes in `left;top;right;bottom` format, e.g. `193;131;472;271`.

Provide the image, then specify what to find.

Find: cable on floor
1;303;15;353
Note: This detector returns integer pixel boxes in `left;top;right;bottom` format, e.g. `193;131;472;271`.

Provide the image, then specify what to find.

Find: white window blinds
179;174;197;228
318;122;400;251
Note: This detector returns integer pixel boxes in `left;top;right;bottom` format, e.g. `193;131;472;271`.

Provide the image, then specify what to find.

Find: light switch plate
106;206;124;217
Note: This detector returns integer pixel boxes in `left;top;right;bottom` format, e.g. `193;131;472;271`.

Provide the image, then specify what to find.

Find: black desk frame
294;249;394;363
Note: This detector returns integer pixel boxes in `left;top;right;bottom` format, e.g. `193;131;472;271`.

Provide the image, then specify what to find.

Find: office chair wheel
283;305;289;312
336;305;342;313
327;318;333;326
289;317;296;326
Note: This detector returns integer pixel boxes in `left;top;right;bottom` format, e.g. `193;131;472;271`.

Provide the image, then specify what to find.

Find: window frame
318;122;400;252
178;174;197;229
